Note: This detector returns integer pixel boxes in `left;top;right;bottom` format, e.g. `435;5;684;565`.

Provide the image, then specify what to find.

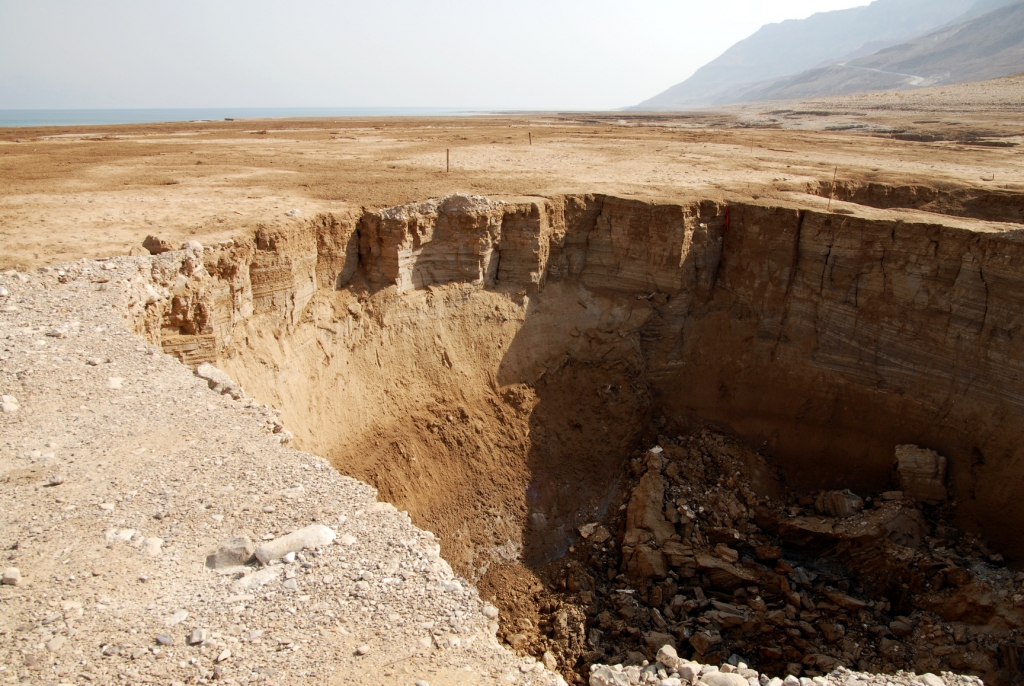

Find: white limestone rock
255;524;337;565
2;567;21;586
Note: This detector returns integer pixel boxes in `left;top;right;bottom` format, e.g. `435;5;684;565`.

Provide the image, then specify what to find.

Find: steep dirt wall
131;193;1024;566
808;180;1024;225
649;203;1024;558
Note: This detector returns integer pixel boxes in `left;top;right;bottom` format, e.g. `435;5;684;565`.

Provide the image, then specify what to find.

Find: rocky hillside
635;0;980;109
737;1;1024;102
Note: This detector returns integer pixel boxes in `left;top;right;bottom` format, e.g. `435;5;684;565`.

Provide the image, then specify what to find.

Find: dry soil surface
2;75;1022;271
0;260;559;686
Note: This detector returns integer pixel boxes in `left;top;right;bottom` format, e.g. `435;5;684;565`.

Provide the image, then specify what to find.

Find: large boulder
625;470;676;546
895;445;947;504
622;465;680;582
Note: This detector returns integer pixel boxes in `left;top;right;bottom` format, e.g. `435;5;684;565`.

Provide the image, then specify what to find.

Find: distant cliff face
635;0;995;110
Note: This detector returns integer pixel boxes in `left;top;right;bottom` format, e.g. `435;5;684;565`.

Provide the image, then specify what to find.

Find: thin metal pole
446;149;450;174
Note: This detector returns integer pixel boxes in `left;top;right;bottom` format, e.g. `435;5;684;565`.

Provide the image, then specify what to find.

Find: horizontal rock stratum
133;193;1024;566
6;192;1024;685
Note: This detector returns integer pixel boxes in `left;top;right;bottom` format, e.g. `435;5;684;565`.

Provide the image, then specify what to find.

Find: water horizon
0;107;506;128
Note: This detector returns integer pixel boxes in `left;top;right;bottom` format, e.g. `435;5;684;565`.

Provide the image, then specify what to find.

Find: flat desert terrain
2;74;1022;270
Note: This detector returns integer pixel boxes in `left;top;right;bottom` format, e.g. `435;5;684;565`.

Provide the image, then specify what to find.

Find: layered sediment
128;193;1024;683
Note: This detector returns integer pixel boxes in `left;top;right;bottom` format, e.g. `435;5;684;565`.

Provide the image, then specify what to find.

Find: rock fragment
188;628;208;645
656;644;682;671
3;567;22;586
1;395;19;413
689;629;721;655
143;235;175;255
231;566;282;592
165;609;188;627
195;362;244;399
701;673;749;686
814;489;864;518
254;524;336;565
206;536;256;569
590;665;632;686
105;528;135;543
143;537;164;557
895;445;948;504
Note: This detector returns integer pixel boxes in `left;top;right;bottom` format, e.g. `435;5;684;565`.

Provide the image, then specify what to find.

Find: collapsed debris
586;642;985;686
500;430;1024;685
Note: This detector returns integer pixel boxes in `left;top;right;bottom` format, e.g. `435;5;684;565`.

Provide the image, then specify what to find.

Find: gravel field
0;257;565;686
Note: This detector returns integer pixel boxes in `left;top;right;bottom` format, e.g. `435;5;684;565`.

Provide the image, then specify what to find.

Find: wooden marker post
447;149;450;173
529;132;532;145
827;165;838;212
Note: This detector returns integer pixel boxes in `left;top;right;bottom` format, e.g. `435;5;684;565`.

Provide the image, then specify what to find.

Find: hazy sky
0;0;873;110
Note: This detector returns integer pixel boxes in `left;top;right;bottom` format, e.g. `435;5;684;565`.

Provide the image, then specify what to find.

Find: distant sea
0;108;492;128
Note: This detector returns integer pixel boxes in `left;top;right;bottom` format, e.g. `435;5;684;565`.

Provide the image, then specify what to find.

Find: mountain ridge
726;1;1024;104
636;0;1018;110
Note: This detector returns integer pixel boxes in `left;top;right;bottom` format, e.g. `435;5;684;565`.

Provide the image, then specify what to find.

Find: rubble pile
512;430;1024;685
586;643;985;686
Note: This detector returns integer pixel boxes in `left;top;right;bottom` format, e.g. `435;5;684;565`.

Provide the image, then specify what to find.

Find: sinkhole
134;193;1024;684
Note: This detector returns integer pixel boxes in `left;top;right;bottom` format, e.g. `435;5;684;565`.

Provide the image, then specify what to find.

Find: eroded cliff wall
130;193;1024;564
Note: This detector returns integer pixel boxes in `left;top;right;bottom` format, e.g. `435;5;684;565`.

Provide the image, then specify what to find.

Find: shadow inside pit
494;284;656;568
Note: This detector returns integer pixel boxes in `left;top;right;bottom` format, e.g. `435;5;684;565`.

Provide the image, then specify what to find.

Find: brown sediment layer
131;193;1024;683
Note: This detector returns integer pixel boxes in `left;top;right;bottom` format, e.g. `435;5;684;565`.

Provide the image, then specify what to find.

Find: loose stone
254;524;336;564
206;536;256;569
2;567;21;586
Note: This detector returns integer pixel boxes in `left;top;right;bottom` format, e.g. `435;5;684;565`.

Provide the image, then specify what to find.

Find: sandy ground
2;75;1022;271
